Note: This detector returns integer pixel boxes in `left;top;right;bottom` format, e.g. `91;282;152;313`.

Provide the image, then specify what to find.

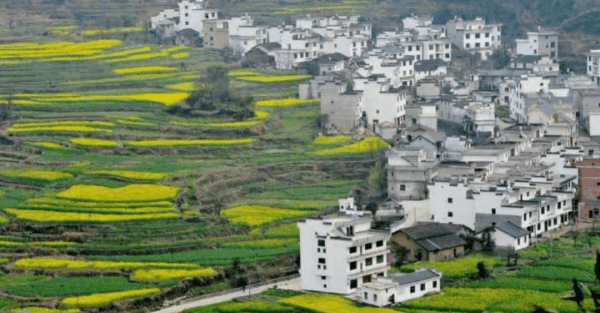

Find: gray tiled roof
389;269;441;285
495;221;530;238
415;59;446;72
416;233;467;251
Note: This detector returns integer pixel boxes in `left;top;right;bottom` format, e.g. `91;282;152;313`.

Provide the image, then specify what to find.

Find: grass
397;254;502;278
5;276;147;297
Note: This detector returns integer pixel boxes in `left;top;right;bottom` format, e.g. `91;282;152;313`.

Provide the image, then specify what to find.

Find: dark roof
416;233;467;251
415;59;446;72
495;221;530;238
514;55;543;64
399;223;456;240
257;42;282;51
389;269;441;285
316;53;349;63
177;28;200;36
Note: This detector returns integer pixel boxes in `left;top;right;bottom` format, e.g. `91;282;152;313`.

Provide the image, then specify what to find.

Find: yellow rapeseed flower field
5;208;178;223
170;111;268;128
312;135;352;145
10;307;81;313
9;121;114;128
23;198;173;208
312;135;389;156
105;51;169;63
82;27;144;36
280;293;398;313
166;82;196;92
0;170;73;181
171;52;190;59
204;120;263;128
14;257;199;270
19;92;189;107
56;184;179;202
61;288;161;308
221;206;307;227
254;98;320;107
27;142;65;149
7;126;113;134
123;138;257;147
88;170;166;181
69;138;117;147
113;66;177;75
132;268;217;282
32;241;77;247
237;75;312;83
227;70;260;77
0;214;8;224
116;119;155;127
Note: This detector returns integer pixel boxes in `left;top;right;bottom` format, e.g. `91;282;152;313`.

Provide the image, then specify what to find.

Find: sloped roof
316;53;349;63
514;55;543;64
415;59;446;72
389;269;441;285
495;221;530;238
416;234;467;251
399;223;456;240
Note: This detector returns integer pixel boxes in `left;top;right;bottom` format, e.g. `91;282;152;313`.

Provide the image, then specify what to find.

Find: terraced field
0;34;388;312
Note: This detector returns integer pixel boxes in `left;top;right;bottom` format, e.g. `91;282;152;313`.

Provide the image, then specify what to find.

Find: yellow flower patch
10;307;81;313
281;293;398;313
113;66;177;75
132;268;217;282
0;170;73;181
312;136;389;156
237;75;312;83
166;82;196;92
82;27;144;36
221;205;307;227
203;120;263;128
5;208;178;223
116;119;155;127
23;198;172;209
0;214;8;224
32;241;77;247
228;70;260;77
69;138;117;147
19;92;189;107
27;142;65;149
87;170;166;181
14;257;199;270
171;52;190;59
61;288;161;308
9;121;114;128
7;126;113;134
57;184;178;202
0;240;26;247
254;98;320;107
313;135;352;145
123;138;257;147
105;51;169;63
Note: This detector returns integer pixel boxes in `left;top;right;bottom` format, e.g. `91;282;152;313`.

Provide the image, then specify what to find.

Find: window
551;42;555;48
590;210;594;218
537;223;541;230
365;243;372;250
433;281;437;288
465;34;470;39
376;240;384;247
448;198;453;203
185;21;189;26
366;258;373;266
364;292;368;299
445;44;450;49
410;286;416;293
374;294;377;301
466;43;470;48
429;44;434;50
377;255;384;263
554;218;558;225
541;207;545;214
518;238;520;245
485;42;489;47
558;202;562;209
400;185;406;191
421;283;426;291
349;246;357;254
318;258;325;264
324;284;327;288
445;53;450;58
350;261;357;270
408;46;413;51
475;33;480;39
185;13;188;17
475;43;480;48
322;276;326;280
448;212;453;217
492;209;496;214
524;213;527;221
485;32;489;38
318;239;325;247
416;46;420;51
350;279;358;289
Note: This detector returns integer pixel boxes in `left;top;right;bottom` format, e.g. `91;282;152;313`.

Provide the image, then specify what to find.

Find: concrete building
320;80;362;134
151;0;218;34
357;78;407;132
387;148;438;200
587;49;600;86
476;220;531;250
463;102;496;137
515;27;559;60
391;223;468;261
577;159;600;223
359;269;441;307
445;17;502;60
297;214;391;295
203;19;229;49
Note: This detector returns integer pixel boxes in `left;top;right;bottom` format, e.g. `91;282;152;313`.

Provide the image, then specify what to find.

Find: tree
476;262;489;279
563;279;584;309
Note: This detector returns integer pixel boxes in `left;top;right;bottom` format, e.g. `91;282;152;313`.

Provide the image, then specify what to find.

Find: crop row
69;137;258;147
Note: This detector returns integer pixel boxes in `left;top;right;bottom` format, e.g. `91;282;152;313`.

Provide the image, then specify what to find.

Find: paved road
153;276;301;313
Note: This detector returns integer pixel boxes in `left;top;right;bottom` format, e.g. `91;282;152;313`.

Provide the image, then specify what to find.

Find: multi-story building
577;159;600;223
445;17;502;60
203;19;229;49
387;148;439;200
515;27;559;60
508;75;551;123
356;78;408;133
319;79;362;134
151;0;218;34
587;49;600;86
297;214;391;295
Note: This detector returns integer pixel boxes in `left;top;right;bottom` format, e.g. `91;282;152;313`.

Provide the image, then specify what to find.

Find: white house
508;75;551;123
587;49;600;86
477;221;530;250
359;269;442;307
339;197;366;216
445;16;502;60
297;214;391;295
150;0;218;34
357;78;407;132
515;27;559;60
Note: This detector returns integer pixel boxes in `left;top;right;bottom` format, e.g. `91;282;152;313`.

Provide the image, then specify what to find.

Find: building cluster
292;12;600;309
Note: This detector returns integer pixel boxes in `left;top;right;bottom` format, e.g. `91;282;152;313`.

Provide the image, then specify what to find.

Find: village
148;0;600;309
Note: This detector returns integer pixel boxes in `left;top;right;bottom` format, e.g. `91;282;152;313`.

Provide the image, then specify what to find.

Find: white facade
490;226;530;250
587;50;600;86
357;79;407;129
508;75;551;123
359;269;441;307
339;197;366;216
151;0;218;34
515;28;559;60
445;17;502;60
298;215;391;295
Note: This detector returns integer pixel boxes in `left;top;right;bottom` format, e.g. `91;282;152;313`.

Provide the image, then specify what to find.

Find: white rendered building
359;269;442;307
445;17;502;60
151;0;218;34
515;27;559;60
587;49;600;86
298;214;391;295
